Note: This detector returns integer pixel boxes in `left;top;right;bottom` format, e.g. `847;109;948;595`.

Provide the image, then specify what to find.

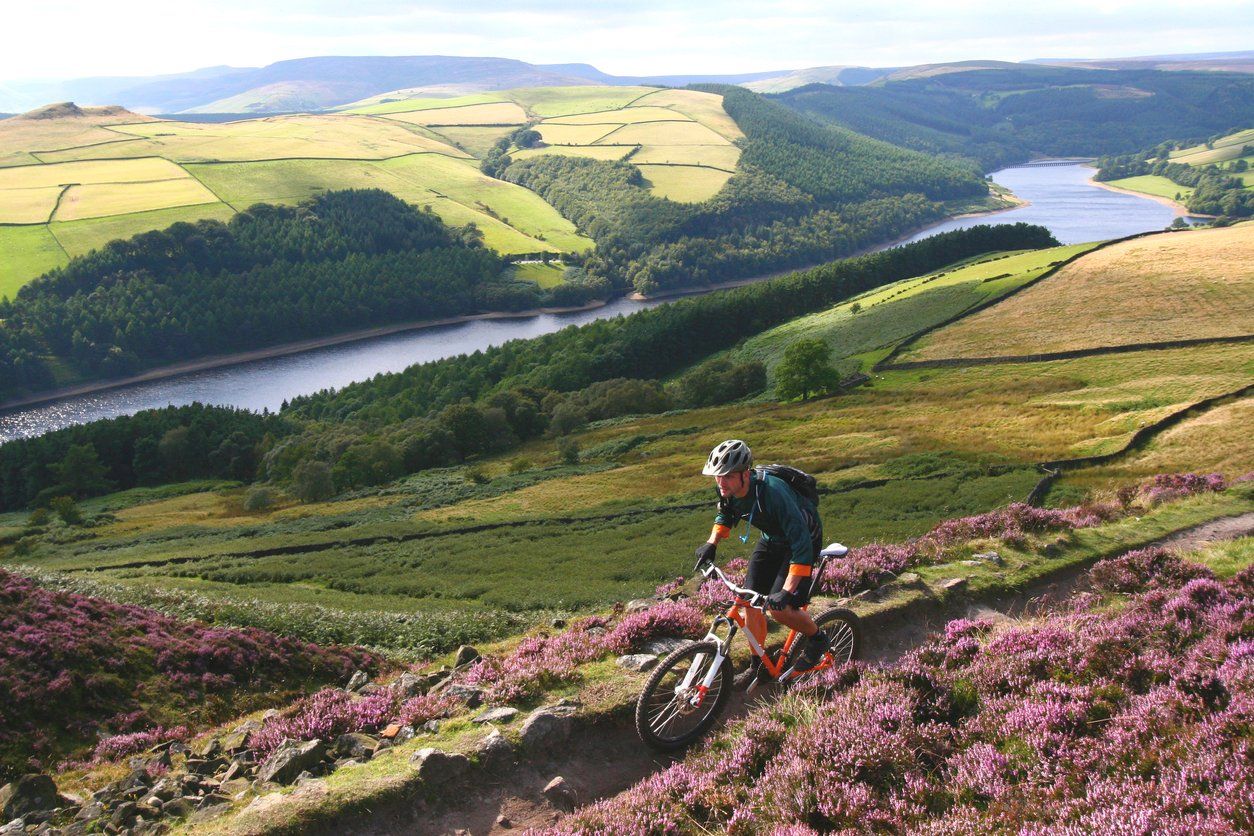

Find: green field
48;202;238;257
506;85;656;117
383;102;527;126
638;164;733;202
0;225;65;299
512;261;567;288
1170;128;1254;165
1107;174;1192;201
423;126;517;157
340;92;514;116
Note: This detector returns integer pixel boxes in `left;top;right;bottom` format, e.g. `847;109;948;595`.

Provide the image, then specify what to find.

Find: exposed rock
476;728;514;768
135;801;162;818
542;776;577;811
149;779;178;803
188;737;221;759
436;682;485;708
897;572;923;585
641;637;688;656
141;795;164;809
454;645;481;667
220;778;250;797
185;757;226;776
0;820;22;835
961;559;984;567
550;618;567;629
973;550;1004;565
346;670;370;692
219;726;253;753
189;801;232;822
396;725;417;742
392;673;427;699
496;814;513;828
334;733;380;760
162;798;194;818
625;598;654;613
410;749;470;787
472;706;518;724
420;720;442;735
0;775;63;821
257;739;327;785
941;577;968;592
616;654;658;672
110;801;138;827
380;723;403;739
519;708;574;751
75;802;105;822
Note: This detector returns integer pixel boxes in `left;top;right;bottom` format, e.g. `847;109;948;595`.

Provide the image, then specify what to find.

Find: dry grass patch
639;164;732;202
0;157;190;189
629;89;745;141
0;185;62;222
534;123;619;145
906;225;1254;360
544;106;695;126
385;102;527;126
595;121;732;146
49;202;237;257
631;144;741;169
53;178;219;221
512;145;634;162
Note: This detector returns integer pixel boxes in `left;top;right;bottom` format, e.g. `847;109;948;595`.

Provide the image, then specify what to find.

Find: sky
3;0;1252;81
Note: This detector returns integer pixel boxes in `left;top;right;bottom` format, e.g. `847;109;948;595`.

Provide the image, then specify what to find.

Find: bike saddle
820;542;848;558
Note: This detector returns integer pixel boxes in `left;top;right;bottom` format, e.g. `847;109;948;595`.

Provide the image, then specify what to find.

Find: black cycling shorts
743;514;822;604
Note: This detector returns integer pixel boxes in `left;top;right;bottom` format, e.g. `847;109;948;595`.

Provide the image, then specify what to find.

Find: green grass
1106;174;1192;201
0;225;66;298
725;244;1096;378
1170;128;1254;166
341;92;510;116
507;86;657;117
49;202;237;257
638;165;732;202
512;261;567;288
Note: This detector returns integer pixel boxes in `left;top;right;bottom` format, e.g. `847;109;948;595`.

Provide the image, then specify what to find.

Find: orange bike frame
723;598;824;680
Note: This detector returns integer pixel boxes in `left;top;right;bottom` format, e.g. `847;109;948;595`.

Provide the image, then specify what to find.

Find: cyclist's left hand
766;589;798;611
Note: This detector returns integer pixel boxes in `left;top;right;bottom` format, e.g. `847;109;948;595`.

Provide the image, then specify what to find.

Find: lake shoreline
0;301;608;414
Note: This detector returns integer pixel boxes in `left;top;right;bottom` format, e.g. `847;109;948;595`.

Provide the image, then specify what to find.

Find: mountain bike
635;543;861;751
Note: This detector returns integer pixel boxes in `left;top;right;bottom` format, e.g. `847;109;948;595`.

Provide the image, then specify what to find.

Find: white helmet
702;439;753;476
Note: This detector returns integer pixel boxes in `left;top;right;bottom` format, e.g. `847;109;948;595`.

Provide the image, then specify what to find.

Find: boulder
625;598;654;613
392;673;427;699
542;776;577;811
454;645;481;667
616;654;658;672
641;638;688;656
476;728;515;769
897;572;923;586
219;727;253;753
75;802;105;822
435;682;485;708
496;814;513;828
379;723;403;740
941;577;968;593
220;778;251;797
162;797;195;818
973;550;1004;565
410;749;470;787
257;739;327;785
188;737;221;759
346;670;370;692
334;733;380;761
0;820;22;836
0;775;63;821
472;706;518;725
519;708;574;751
109;801;138;827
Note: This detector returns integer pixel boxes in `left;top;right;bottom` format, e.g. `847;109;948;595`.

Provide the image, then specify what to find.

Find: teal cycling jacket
713;470;819;567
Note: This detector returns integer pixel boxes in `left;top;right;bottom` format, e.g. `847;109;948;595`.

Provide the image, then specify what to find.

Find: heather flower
1090;547;1214;594
91;725;189;763
1138;472;1227;505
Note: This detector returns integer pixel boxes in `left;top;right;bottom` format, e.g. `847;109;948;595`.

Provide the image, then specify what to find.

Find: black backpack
756;464;820;505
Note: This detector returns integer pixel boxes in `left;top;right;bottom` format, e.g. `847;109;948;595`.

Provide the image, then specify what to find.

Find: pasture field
53;177;218;221
49;203;238;257
544;106;696;126
505;85;656;117
630;89;746;140
425;126;517;157
383;102;527;126
631;144;741;169
0;156;192;189
39;115;469;164
595;120;731;146
1169;127;1254;165
0;225;64;298
511;144;633;162
905;225;1254;361
511;261;567;288
534;123;618;145
341;92;511;116
638;164;732;202
0;185;61;223
726;244;1097;376
1106;174;1192;200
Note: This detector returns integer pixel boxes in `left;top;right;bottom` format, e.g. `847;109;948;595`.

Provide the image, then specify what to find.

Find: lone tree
775;339;841;401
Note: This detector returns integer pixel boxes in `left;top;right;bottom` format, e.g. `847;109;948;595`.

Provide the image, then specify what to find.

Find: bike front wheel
635;640;733;752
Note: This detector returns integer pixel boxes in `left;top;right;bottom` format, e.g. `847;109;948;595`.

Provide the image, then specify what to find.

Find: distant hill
1030;50;1254;74
775;64;1254;169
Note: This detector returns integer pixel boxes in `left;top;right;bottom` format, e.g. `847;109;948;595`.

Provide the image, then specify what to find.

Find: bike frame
684;559;832;698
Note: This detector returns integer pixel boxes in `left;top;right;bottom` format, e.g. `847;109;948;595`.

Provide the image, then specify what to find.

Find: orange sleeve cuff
711;524;731;542
788;564;812;578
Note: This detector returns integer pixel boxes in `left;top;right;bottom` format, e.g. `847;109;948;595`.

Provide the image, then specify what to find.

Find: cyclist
693;439;830;682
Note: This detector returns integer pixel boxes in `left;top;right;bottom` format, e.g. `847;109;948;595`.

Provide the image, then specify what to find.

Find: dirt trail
359;513;1254;835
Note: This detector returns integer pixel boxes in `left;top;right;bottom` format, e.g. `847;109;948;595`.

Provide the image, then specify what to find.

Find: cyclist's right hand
693;542;717;573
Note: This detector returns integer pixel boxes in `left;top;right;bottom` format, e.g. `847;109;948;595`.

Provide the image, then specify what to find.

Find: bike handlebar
697;560;768;608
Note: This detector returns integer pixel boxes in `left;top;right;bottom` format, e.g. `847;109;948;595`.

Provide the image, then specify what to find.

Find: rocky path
390;512;1254;835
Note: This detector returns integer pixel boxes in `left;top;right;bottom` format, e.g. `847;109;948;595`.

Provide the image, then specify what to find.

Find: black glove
693;542;717;573
766;589;798;611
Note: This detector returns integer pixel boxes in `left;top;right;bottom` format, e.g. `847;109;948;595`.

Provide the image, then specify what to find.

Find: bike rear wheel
635;640;733;752
782;607;862;683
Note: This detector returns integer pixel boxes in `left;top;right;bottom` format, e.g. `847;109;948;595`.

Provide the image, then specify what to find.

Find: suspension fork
678;619;738;698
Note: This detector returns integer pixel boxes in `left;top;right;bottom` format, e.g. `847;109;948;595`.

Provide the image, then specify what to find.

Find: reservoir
0;163;1186;442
